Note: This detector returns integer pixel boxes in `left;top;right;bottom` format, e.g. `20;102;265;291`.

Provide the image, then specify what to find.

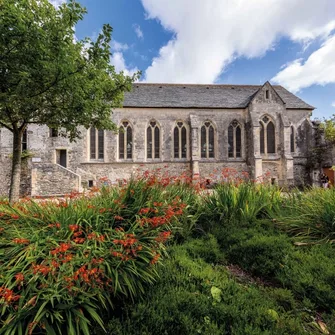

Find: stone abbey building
0;82;316;197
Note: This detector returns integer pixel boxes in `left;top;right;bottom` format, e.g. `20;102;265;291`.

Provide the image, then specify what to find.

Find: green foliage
228;234;293;278
199;182;282;231
0;0;138;137
102;243;309;335
274;187;335;243
1;177;335;334
0;179;187;334
277;244;335;312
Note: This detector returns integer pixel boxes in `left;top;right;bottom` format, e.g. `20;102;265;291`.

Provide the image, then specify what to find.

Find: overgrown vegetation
1;171;335;334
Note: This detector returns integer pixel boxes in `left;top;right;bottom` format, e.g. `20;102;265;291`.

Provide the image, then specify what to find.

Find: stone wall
31;163;81;197
0;154;31;198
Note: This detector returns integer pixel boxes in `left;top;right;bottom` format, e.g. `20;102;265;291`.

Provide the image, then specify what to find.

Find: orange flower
13;238;29;244
0;287;20;303
150;252;160;265
50;242;71;255
73;237;85;244
69;224;80;232
11;214;20;220
14;273;24;282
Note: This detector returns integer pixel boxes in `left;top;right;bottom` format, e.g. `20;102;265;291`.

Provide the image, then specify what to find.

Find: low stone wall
31;163;81;197
199;161;250;181
78;161;191;188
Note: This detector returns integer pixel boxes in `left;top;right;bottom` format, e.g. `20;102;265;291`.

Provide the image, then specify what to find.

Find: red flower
114;215;124;221
11;214;20;220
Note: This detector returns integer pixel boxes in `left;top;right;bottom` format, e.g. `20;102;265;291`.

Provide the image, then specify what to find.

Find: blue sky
56;0;335;119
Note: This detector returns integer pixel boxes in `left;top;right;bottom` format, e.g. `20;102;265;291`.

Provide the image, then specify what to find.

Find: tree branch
28;66;85;99
0;121;13;132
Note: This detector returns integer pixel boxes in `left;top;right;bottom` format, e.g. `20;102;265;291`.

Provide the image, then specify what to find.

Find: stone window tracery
119;121;133;160
22;129;27;151
201;121;215;159
147;120;160;159
90;127;104;160
228;120;241;158
173;121;188;159
259;116;275;154
290;126;295;153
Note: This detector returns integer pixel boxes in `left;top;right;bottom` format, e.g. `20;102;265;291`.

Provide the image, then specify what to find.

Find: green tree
0;0;138;203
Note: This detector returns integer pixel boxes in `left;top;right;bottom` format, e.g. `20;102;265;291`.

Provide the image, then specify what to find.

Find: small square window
50;128;58;137
88;180;94;188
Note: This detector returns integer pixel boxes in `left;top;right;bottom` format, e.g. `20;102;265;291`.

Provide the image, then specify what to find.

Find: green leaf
210;286;222;303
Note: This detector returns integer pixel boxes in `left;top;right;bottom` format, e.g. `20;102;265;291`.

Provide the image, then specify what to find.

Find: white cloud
332;101;335;108
48;0;65;7
133;24;144;39
272;34;335;92
140;0;335;84
110;52;139;77
111;40;129;52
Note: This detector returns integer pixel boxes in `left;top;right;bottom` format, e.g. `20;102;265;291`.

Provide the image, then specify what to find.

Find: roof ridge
133;83;263;87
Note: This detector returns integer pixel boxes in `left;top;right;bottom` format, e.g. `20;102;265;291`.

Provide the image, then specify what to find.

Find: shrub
102;243;309;335
0;180;186;334
277;243;335;312
227;234;293;278
182;234;225;264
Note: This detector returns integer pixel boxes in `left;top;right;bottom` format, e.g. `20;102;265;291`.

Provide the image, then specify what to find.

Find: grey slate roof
123;83;314;110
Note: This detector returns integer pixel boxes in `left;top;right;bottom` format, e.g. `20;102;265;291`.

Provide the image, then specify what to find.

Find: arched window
173;121;188;159
90;127;104;160
259;116;275;154
290;126;295;153
201;121;215;158
228;120;242;158
147;120;160;159
119;121;133;160
22;129;27;151
260;122;265;154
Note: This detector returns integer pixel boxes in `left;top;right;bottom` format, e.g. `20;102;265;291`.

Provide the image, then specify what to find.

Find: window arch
90;127;104;160
259;115;275;154
228;120;242;158
201;121;215;159
290;126;295;153
119;121;133;160
173;121;188;159
147;120;160;159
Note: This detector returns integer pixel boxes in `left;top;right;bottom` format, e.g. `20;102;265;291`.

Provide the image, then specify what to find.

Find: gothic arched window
147;120;160;159
290;126;295;153
259;116;275;154
228;120;242;158
201;121;215;158
119;121;133;160
90;127;104;160
173;121;188;159
22;129;27;151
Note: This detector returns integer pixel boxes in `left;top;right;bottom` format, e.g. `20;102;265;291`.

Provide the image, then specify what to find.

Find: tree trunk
9;129;23;204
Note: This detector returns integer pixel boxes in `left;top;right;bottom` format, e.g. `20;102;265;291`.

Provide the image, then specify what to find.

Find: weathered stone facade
0;82;317;197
